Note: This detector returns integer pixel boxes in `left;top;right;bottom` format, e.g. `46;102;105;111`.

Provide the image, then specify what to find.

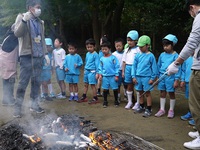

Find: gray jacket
179;12;200;70
14;13;46;57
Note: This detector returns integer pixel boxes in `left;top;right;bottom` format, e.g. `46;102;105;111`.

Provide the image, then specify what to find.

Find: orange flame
89;131;121;150
29;134;41;143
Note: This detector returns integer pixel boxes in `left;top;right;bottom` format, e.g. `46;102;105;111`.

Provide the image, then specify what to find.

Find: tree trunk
112;0;125;43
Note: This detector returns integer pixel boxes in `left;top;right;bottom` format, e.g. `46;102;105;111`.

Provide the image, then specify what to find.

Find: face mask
33;8;41;17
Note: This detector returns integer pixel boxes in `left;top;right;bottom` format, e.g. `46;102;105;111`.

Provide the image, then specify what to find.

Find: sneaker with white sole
143;109;152;118
181;111;192;121
57;95;66;99
189;131;199;139
125;102;132;109
155;109;165;117
134;106;145;113
184;136;200;149
132;102;140;110
167;110;174;119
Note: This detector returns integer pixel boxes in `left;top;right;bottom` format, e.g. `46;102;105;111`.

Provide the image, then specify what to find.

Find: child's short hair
115;38;124;45
55;37;63;44
68;41;77;49
162;39;173;46
100;41;111;49
85;38;96;46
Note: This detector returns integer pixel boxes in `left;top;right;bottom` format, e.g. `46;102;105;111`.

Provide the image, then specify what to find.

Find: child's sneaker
134;106;145;113
69;96;74;101
125;102;133;109
97;91;102;97
49;93;56;98
167;110;174;119
77;97;88;103
188;131;199;139
181;111;192;121
155;109;165;117
57;95;66;99
57;92;62;96
103;101;108;108
88;98;100;104
189;119;195;126
143;109;152;118
115;100;119;107
132;102;140;110
74;96;79;101
41;93;45;99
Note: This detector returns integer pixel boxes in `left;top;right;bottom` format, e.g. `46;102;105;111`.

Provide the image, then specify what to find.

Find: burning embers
0;115;163;150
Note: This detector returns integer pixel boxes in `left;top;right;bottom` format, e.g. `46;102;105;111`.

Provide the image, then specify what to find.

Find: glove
166;62;179;75
23;12;32;22
44;54;50;66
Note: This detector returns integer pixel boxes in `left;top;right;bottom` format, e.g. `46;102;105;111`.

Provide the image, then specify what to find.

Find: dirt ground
0;70;194;150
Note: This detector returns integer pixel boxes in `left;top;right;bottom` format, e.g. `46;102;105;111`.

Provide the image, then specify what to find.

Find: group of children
40;30;193;120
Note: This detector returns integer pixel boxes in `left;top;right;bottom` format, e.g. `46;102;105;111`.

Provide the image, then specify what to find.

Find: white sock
136;92;140;104
126;91;133;104
48;84;54;94
118;93;120;98
70;92;74;96
160;98;166;111
169;99;176;110
74;93;78;96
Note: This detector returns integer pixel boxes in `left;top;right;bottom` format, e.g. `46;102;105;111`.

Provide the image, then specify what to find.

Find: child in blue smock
78;38;99;104
40;38;56;101
98;41;120;107
180;56;194;125
132;35;158;117
97;35;109;96
155;34;181;119
64;42;83;101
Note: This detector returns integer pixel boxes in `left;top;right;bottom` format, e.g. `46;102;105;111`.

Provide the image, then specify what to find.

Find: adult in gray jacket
167;0;200;149
13;0;46;118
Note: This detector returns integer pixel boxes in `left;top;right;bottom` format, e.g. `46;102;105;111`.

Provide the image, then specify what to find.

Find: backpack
1;28;18;53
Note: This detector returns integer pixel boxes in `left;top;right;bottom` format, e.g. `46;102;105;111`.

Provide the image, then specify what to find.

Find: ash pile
0;114;163;150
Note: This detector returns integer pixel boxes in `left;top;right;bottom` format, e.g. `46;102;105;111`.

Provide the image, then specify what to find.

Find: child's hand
99;75;102;80
132;78;137;84
180;81;185;88
174;80;179;88
96;74;99;80
149;80;153;84
115;76;119;82
122;71;125;78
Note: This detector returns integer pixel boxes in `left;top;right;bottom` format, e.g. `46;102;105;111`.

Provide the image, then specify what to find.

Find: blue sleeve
95;53;100;72
131;54;138;78
181;62;186;82
98;58;103;75
174;53;181;80
63;56;68;70
114;56;120;76
77;55;83;67
157;54;162;75
150;54;158;80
